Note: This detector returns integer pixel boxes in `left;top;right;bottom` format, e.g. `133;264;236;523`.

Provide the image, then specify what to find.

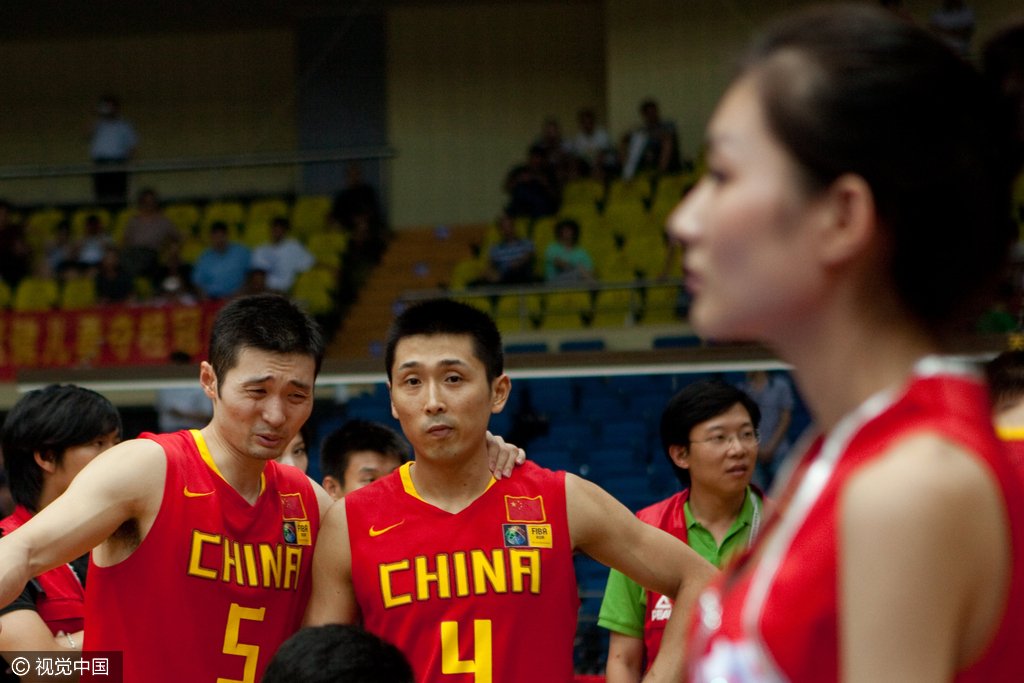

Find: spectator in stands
94;246;134;305
121;188;181;279
0;201;30;288
600;380;767;683
544;219;594;283
191;221;250;300
250;217;315;293
739;370;795;490
241;268;267;296
89;94;137;203
535;118;572;179
262;625;414;683
333;162;385;237
151;241;196;305
275;422;312;474
504;145;560;218
77;215;114;272
930;0;975;55
319;419;410;500
571;108;614;175
620;99;682;180
479;213;535;285
46;220;78;274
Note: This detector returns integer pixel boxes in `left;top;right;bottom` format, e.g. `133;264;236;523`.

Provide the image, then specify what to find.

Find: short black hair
261;625;414;683
272;216;290;230
2;384;122;512
209;221;229;235
660;380;761;488
208;294;325;393
986;350;1024;407
320;419;410;484
385;299;503;384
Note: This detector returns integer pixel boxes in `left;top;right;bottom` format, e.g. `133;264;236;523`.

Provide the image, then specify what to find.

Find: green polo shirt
597;488;760;638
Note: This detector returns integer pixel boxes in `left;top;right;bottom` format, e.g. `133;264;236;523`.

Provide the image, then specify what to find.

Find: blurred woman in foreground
671;6;1024;682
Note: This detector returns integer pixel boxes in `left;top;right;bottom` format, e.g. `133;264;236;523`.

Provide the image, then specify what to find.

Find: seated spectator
151;241;196;305
94;246;134;305
319;419;410;500
120;188;181;279
535;118;573;183
12;258;59;313
504;145;560;218
545;219;594;283
571;108;614;175
620;99;682;180
46;220;79;274
191;222;250;300
250;217;315;293
77;215;114;271
261;625;414;683
477;214;535;285
0;201;30;288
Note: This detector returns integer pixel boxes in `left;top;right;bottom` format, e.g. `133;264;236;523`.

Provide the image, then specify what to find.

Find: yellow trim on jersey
190;429;266;496
997;426;1024;441
398;461;496;504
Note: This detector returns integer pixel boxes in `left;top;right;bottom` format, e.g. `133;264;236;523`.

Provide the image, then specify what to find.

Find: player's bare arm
310;478;336;522
606;631;645;683
841;433;1010;683
566;473;718;683
304;498;360;626
0;438;166;609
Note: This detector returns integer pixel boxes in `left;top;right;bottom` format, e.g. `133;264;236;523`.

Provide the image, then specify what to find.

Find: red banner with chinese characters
0;303;222;375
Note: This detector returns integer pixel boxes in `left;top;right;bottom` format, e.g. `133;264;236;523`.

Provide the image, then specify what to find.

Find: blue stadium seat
653;335;702;349
559;339;606;353
488;412;513;438
625;393;673;420
579;394;624;419
530;450;578;474
529;380;576;414
586;448;643;478
505;342;548;354
598;419;648;447
549;421;595;443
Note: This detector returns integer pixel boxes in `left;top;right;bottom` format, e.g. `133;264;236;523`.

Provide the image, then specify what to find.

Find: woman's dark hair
385;299;503;384
208;294;325;391
660;380;761;489
2;384;122;512
554;219;581;246
741;4;1018;338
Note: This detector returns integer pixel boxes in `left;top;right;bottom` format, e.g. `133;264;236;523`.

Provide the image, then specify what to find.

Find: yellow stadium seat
25;209;66;252
307;231;349;270
292;267;336;315
70;208;111;240
592;288;637;327
494;294;543;333
60;277;97;310
607;177;653;205
200;202;246;240
557;203;600;233
291;196;333;240
179;235;207;265
243;199;290;248
240;221;272;249
561;179;605;207
454;296;492;314
642;285;683;324
532;217;559;277
625;233;669;277
541;291;592;330
164;204;201;234
450;259;485;291
595;249;637;283
13;277;59;312
602;199;648;242
133;277;153;300
111;207;137;243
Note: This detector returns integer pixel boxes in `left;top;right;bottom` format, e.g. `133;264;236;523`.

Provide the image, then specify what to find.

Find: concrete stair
328;224;486;358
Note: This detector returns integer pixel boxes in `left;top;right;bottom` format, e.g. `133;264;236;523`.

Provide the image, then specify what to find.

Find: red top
688;358;1024;683
0;505;85;635
995;427;1024;484
346;460;580;683
84;430;320;683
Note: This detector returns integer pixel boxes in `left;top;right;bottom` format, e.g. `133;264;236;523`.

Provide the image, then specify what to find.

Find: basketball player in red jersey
669;6;1024;683
0;294;333;683
305;299;718;683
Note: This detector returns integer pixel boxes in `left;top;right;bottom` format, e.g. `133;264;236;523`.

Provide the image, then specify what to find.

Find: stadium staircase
328;224;487;358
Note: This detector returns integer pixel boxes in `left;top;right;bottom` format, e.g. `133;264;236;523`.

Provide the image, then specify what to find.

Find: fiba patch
283;520;312;546
503;523;553;548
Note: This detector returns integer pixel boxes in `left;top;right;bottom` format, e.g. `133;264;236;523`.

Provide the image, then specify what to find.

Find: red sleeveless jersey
346;460;579;683
1;505;85;635
84;430;320;683
688;358;1024;683
995;427;1024;484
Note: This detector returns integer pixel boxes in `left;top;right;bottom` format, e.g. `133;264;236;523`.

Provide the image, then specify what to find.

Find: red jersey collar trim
189;429;266;497
398;461;496;504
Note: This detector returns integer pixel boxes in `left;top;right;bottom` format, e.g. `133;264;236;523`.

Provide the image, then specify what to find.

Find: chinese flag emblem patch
280;493;307;521
505;495;546;523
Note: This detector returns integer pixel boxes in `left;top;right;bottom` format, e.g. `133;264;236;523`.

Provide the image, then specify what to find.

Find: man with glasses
599;380;769;683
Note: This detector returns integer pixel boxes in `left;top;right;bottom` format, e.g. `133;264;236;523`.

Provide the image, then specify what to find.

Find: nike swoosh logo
184;486;215;498
369;521;405;537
